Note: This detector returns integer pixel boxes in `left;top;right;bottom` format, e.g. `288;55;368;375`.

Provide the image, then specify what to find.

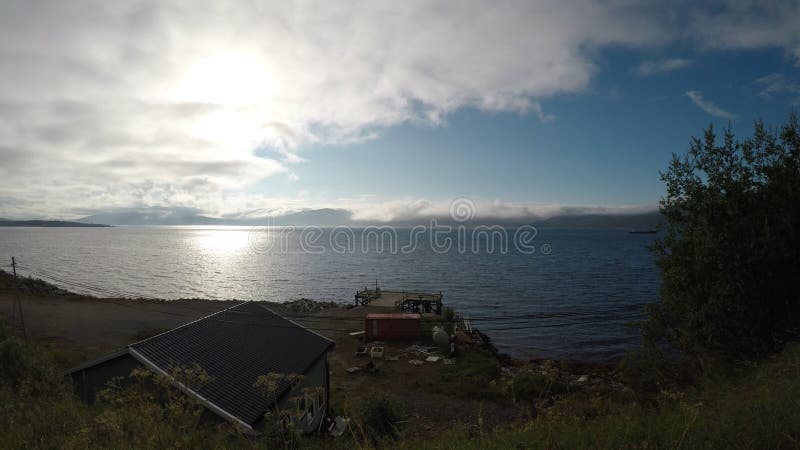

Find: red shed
365;313;421;341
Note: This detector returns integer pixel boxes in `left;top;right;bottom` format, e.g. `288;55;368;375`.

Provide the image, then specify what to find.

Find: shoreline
0;269;629;432
0;268;624;373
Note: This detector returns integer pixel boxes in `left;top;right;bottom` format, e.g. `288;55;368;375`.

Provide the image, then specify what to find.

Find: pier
355;285;443;315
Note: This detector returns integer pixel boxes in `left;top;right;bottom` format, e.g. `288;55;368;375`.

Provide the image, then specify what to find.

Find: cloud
755;73;800;104
345;197;657;223
1;1;800;218
685;90;738;120
687;1;800;61
632;58;691;76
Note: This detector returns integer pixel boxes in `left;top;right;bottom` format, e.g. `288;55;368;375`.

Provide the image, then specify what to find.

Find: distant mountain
71;206;662;228
77;211;225;226
0;219;112;227
268;208;353;226
75;207;354;226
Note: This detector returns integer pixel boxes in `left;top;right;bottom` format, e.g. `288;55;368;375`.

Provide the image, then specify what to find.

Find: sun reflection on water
195;228;252;252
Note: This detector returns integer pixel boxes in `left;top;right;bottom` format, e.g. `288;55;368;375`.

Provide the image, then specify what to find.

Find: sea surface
0;226;660;362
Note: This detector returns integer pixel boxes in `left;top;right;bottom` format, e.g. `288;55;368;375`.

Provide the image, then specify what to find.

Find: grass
1;313;799;449
391;345;800;449
416;350;505;400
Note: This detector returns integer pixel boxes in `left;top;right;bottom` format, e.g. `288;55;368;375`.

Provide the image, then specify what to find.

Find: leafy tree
644;113;800;363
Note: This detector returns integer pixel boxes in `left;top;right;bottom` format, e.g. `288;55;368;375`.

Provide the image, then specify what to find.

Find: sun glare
196;229;251;252
179;52;274;106
176;52;276;150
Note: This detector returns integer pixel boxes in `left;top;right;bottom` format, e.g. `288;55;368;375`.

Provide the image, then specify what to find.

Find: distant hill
77;211;226;226
0;219;112;227
76;208;354;226
71;207;662;228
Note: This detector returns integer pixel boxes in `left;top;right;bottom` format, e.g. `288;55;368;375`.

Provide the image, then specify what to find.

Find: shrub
509;372;568;401
0;335;59;393
646;114;800;362
356;393;406;442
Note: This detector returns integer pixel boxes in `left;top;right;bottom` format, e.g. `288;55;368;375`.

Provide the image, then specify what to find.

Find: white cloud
755;73;800;104
345;197;657;223
687;1;800;61
632;58;691;76
1;1;799;218
685;90;738;120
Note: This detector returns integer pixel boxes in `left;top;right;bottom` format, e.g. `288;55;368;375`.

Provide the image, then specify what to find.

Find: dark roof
128;302;334;427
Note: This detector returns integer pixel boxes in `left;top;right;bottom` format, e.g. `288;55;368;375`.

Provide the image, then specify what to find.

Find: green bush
356;393;406;442
423;351;504;400
647;114;800;362
509;372;568;401
0;336;59;393
618;345;670;397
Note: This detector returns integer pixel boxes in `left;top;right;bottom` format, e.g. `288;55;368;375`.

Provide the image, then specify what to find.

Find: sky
0;0;799;222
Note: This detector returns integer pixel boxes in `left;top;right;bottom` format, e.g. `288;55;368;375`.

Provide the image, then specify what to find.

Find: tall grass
1;317;798;449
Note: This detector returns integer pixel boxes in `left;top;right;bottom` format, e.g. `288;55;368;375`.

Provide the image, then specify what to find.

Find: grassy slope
389;346;800;449
1;327;799;449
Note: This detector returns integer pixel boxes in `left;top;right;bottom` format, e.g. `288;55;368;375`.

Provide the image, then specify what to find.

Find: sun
176;52;275;149
179;52;274;106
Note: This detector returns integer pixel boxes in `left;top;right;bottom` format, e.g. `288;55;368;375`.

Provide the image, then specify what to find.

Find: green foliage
1;318;800;449
390;344;800;450
0;336;59;393
253;372;306;449
355;393;406;442
508;372;568;402
443;307;455;322
422;351;504;400
646;113;800;362
618;344;670;397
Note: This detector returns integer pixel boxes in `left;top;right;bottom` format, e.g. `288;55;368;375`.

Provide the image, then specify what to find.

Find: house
67;302;335;434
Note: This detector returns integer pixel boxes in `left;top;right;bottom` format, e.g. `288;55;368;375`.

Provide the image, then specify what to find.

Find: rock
576;375;589;383
454;331;473;345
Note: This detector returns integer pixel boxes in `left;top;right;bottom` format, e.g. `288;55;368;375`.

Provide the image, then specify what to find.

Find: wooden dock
354;288;444;315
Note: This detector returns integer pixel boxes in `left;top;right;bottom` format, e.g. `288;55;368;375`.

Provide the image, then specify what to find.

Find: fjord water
0;226;659;362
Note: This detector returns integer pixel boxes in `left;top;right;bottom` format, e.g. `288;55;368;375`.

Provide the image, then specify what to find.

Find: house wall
264;353;330;433
69;353;143;402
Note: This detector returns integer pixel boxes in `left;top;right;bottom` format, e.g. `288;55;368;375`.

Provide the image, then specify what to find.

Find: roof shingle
130;302;334;427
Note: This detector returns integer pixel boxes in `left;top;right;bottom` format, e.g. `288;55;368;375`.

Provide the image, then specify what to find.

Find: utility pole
11;257;27;341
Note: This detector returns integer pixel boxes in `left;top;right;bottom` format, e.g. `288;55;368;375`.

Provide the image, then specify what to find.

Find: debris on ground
443;358;456;365
408;359;424;366
370;347;385;359
346;366;362;374
425;356;441;363
349;330;365;336
328;416;350;437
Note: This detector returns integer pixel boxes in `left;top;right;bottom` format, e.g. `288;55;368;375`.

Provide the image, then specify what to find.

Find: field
1;270;799;449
